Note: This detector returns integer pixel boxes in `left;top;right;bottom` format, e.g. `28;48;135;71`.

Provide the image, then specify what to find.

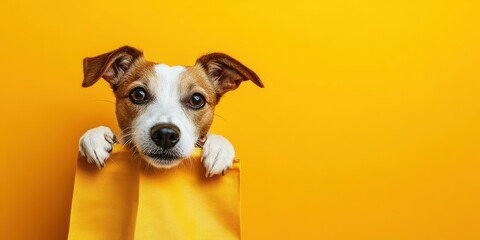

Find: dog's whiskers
214;113;225;120
129;148;140;162
117;131;137;145
93;99;115;105
121;134;136;145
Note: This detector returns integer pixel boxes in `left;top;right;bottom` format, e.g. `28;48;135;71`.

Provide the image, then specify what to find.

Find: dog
78;46;263;177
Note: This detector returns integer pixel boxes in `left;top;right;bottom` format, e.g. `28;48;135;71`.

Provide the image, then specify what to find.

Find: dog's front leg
201;134;236;177
79;126;117;168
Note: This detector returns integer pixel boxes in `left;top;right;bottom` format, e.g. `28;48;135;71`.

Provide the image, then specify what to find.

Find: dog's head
82;46;263;168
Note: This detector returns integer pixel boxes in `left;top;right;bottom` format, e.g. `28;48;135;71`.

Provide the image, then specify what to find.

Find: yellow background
1;0;479;239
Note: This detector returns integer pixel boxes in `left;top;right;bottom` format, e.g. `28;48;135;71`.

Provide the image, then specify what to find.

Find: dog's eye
187;93;206;109
129;87;148;104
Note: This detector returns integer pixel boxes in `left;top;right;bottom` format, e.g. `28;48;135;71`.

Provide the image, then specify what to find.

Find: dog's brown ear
82;46;143;87
196;53;264;98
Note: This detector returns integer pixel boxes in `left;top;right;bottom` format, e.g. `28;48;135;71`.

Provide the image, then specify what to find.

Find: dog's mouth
146;151;181;161
142;151;184;168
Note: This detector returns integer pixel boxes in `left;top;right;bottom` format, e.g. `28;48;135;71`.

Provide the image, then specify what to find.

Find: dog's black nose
150;124;181;149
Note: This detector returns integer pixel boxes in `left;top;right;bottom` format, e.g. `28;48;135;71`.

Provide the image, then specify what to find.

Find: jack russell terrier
78;46;263;177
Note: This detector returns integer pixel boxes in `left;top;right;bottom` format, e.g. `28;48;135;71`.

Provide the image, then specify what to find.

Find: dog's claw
205;170;216;178
105;135;115;145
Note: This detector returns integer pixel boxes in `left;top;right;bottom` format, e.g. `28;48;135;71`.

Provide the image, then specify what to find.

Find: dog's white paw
79;126;116;168
201;134;235;177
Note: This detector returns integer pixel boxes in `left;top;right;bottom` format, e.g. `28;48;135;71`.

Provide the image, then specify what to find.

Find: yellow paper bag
68;145;240;240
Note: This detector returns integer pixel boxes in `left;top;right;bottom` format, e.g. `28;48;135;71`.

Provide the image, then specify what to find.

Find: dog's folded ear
196;53;264;98
82;46;143;87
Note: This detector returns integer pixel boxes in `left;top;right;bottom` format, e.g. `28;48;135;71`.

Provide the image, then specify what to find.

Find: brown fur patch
178;65;218;140
113;57;156;138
